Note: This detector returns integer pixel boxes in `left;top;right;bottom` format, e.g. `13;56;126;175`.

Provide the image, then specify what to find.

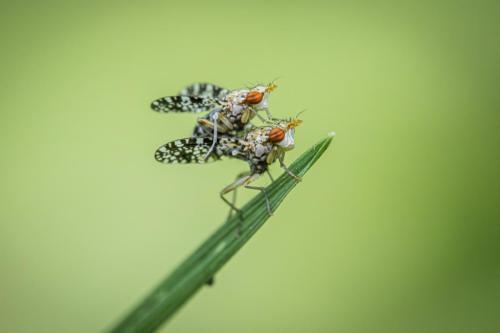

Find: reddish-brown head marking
268;127;285;143
244;91;264;105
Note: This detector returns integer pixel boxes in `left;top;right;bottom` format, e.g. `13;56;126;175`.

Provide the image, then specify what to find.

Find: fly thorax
254;143;269;157
225;90;247;113
231;103;246;115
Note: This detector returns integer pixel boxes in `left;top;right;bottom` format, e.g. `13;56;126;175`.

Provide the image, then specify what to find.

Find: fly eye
244;91;264;105
268;128;285;143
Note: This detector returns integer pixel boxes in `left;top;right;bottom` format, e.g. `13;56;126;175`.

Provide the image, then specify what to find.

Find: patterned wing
150;95;220;113
155;136;247;164
155;137;220;164
179;82;230;99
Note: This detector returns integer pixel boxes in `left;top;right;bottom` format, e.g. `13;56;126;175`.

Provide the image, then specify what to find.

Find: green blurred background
1;1;499;332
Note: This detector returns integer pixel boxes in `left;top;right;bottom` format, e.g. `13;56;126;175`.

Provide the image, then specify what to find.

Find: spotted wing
179;82;230;99
155;136;247;164
150;95;220;113
155;137;220;164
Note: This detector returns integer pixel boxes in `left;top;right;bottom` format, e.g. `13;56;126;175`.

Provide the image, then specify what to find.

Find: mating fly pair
151;82;302;217
151;82;276;159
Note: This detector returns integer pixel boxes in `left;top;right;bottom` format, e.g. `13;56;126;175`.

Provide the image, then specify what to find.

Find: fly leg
220;172;260;235
248;106;268;123
244;183;273;216
266;169;274;183
264;108;274;121
226;171;251;221
203;111;220;161
226;187;238;220
248;106;278;124
279;153;302;182
250;169;275;215
201;111;231;160
252;105;275;122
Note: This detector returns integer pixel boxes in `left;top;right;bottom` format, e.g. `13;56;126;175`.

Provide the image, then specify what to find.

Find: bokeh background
1;1;499;332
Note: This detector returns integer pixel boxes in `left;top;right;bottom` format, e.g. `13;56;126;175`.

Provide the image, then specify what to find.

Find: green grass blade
109;134;334;333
